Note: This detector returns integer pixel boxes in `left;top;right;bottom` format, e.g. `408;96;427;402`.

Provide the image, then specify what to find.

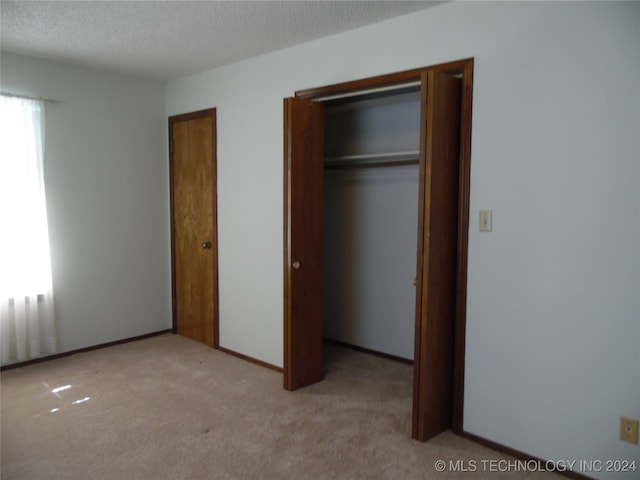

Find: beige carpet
1;334;559;479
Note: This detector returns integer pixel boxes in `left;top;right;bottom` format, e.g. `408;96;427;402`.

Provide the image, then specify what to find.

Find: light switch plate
479;210;492;232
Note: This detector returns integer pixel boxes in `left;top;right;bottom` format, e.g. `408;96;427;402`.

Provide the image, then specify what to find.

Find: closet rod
325;159;419;171
325;150;419;165
315;81;421;102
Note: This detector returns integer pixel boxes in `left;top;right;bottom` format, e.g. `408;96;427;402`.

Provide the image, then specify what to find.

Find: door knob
202;241;212;249
292;261;300;270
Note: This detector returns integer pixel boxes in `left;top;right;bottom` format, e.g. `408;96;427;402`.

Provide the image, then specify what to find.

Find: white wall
166;1;639;477
1;53;171;354
323;166;419;359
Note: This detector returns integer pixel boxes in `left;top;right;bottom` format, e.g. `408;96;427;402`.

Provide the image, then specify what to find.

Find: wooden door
283;60;472;441
169;109;219;347
412;71;462;441
283;97;324;390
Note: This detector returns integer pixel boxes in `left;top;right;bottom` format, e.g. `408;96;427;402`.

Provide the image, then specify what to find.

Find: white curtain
0;95;57;365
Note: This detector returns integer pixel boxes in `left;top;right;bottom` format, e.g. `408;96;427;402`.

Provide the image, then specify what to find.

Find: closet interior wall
322;88;421;361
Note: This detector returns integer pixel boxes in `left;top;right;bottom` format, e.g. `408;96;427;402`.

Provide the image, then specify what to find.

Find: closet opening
284;58;473;442
322;86;421;364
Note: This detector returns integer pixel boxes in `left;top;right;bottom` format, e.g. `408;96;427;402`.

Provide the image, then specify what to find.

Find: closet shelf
324;150;420;170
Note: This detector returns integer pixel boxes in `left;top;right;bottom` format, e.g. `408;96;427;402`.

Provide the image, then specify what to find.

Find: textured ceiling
0;1;441;82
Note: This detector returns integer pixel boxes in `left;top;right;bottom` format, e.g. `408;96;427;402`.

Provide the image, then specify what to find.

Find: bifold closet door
412;71;462;441
283;70;465;441
283;97;324;390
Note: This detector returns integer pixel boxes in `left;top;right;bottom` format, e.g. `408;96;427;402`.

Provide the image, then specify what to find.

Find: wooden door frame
168;108;220;348
287;58;473;438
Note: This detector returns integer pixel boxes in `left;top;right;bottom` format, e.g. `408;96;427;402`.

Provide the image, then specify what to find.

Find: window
0;95;57;364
